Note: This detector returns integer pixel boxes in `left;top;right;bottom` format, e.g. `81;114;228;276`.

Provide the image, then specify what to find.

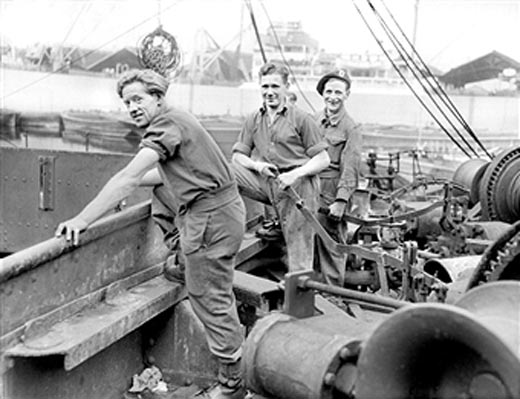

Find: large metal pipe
300;277;408;310
243;312;381;399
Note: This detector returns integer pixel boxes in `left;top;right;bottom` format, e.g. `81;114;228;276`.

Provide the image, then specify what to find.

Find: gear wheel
467;220;520;289
479;147;520;223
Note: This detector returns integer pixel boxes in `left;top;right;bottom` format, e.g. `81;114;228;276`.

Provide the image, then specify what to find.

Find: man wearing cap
314;69;362;287
232;62;330;272
55;69;247;399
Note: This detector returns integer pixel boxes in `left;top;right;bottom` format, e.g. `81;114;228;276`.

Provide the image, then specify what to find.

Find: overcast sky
1;0;519;71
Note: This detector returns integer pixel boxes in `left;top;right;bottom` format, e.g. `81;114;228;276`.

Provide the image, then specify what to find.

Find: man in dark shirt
56;69;246;399
314;69;362;287
232;62;330;272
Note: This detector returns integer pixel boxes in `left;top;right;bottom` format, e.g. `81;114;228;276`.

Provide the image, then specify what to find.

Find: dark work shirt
315;106;362;202
232;104;327;170
140;107;234;208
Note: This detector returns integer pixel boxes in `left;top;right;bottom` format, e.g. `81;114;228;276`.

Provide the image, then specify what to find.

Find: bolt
323;372;336;386
469;372;506;398
339;347;352;361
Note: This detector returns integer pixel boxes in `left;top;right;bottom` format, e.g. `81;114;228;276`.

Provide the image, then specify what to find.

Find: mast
412;0;420;48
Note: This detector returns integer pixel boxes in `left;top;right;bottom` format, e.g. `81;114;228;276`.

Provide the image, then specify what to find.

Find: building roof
439;51;520;88
86;47;140;71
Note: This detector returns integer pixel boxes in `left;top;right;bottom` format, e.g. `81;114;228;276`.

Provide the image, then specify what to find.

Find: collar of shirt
321;106;346;127
259;102;289;116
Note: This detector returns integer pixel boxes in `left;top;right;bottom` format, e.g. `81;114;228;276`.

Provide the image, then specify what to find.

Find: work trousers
314;175;349;288
232;163;318;272
152;185;246;363
314;212;348;287
151;185;179;251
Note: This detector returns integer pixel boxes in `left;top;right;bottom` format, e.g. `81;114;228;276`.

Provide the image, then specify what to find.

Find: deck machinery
0;145;519;399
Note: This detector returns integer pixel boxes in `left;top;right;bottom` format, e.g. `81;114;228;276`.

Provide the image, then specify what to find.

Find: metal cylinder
465;221;512;241
302;278;407;310
452;158;489;205
344;269;376;287
423;255;481;283
423;255;483;304
355;281;520;399
242;312;374;399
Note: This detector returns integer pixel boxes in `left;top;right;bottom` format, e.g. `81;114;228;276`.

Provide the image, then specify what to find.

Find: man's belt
319;169;340;179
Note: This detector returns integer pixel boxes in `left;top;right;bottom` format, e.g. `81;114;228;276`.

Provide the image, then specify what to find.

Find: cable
2;0;183;100
352;0;472;158
58;1;92;51
366;0;480;157
257;1;316;112
377;0;492;159
64;3;118;61
0;136;19;147
244;0;266;63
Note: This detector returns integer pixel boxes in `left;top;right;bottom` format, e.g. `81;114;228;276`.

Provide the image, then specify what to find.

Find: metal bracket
38;155;55;211
283;270;315;318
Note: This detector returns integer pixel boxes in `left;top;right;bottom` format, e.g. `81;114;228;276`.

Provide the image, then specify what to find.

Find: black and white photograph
1;0;519;398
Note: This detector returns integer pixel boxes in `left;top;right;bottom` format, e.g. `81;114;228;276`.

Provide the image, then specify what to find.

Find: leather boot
197;359;245;399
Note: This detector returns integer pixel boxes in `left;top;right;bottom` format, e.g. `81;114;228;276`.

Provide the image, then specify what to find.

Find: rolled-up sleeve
140;118;182;161
299;113;328;158
231;116;255;156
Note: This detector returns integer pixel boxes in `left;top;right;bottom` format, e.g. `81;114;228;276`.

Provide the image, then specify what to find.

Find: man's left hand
328;201;347;220
278;170;300;190
55;217;89;246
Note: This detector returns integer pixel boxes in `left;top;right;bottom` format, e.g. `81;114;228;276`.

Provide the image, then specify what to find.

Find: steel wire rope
368;0;479;157
0;136;18;147
376;0;493;159
2;0;183;100
57;1;92;53
244;0;267;63
365;0;480;158
351;0;472;158
63;3;118;62
256;1;316;113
